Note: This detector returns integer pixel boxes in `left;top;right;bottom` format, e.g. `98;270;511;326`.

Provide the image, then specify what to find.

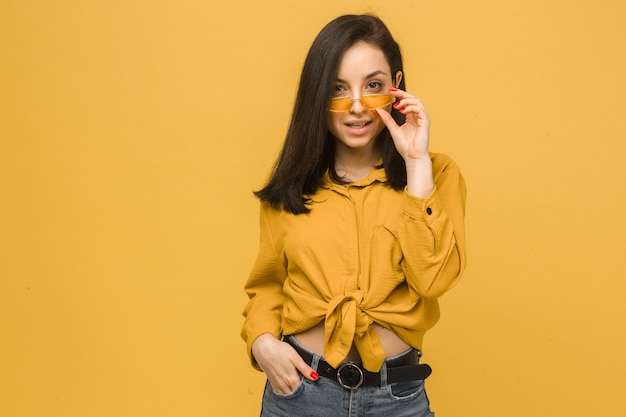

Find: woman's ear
394;71;403;87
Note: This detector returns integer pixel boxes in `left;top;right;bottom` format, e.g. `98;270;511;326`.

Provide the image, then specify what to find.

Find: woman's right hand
251;333;320;394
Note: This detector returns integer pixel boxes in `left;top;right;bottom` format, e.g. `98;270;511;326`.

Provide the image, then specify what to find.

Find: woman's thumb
375;108;399;133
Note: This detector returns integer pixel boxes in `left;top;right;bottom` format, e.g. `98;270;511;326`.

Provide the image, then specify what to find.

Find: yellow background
1;1;625;416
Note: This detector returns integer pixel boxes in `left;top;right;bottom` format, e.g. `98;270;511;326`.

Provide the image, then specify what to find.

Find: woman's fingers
269;348;318;393
378;88;431;161
392;98;430;122
389;88;429;117
252;335;319;394
292;353;320;382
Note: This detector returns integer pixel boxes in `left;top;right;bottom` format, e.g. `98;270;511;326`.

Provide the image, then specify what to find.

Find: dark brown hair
255;14;407;214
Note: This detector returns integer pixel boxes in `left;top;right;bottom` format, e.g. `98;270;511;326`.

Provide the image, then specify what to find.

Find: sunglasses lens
362;95;394;109
329;97;352;112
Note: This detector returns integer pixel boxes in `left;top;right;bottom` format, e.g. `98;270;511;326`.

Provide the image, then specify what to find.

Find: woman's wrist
252;333;278;353
405;157;434;198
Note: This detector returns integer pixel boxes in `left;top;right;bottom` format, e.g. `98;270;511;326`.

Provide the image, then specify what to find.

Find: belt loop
310;352;321;372
379;362;389;388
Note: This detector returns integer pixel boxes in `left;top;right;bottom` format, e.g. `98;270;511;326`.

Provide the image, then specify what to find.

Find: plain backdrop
1;1;625;416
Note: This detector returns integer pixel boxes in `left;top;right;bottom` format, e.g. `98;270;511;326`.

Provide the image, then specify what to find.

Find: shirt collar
322;162;388;190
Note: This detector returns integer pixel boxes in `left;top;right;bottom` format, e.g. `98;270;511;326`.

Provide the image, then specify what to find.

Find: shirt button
426;207;432;215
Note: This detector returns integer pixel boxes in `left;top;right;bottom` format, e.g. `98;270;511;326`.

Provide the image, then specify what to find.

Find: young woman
242;14;467;416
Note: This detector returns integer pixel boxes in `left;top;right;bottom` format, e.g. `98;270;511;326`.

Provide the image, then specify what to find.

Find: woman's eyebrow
335;70;389;84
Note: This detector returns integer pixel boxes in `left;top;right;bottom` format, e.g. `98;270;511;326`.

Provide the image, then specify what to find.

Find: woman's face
327;42;401;154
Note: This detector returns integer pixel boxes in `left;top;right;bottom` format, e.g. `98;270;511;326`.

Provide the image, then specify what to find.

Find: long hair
254;14;407;214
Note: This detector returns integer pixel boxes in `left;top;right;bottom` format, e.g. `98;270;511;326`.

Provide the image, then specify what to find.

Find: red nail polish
390;86;398;92
393;101;400;108
310;371;319;380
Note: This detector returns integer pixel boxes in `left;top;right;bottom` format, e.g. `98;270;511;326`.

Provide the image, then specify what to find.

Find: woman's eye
367;81;382;89
333;85;349;97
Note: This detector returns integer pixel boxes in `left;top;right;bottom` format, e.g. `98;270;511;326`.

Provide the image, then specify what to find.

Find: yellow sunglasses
329;94;395;112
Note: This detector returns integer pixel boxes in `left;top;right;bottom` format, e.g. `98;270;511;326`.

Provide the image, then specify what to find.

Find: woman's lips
345;120;372;133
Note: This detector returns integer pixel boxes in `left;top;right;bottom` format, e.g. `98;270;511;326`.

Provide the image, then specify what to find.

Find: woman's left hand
376;87;434;198
375;87;431;163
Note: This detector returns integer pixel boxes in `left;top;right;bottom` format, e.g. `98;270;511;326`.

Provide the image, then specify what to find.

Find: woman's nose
349;97;366;113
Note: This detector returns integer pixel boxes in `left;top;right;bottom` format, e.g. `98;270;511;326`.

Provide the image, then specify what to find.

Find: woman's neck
334;143;381;183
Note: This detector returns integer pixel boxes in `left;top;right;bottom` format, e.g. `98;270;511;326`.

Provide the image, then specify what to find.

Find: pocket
388;379;425;400
269;376;305;399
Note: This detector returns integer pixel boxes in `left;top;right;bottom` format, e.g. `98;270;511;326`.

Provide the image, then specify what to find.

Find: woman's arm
376;89;467;298
241;204;318;393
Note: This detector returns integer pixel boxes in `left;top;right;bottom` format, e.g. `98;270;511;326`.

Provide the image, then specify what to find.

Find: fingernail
393;101;400;108
310;371;319;380
390;86;398;92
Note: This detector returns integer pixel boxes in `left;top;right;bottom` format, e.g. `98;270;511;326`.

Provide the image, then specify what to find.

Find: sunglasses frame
328;94;395;113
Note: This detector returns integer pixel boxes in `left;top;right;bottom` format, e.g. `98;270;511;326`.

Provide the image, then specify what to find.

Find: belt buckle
336;363;364;390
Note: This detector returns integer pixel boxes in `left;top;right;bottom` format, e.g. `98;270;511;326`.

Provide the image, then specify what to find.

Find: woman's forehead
336;43;391;80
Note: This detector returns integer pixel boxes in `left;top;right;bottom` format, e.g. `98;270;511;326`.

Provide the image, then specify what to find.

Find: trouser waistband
284;335;432;390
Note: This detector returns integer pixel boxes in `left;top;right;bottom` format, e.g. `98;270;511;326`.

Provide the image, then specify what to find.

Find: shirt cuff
402;185;443;223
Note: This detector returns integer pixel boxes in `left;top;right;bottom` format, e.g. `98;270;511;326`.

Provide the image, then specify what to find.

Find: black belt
285;337;432;390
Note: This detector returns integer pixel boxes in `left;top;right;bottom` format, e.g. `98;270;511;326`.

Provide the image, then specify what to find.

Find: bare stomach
292;322;411;361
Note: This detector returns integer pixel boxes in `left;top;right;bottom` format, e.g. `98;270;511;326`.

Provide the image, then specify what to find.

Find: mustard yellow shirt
242;153;467;372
